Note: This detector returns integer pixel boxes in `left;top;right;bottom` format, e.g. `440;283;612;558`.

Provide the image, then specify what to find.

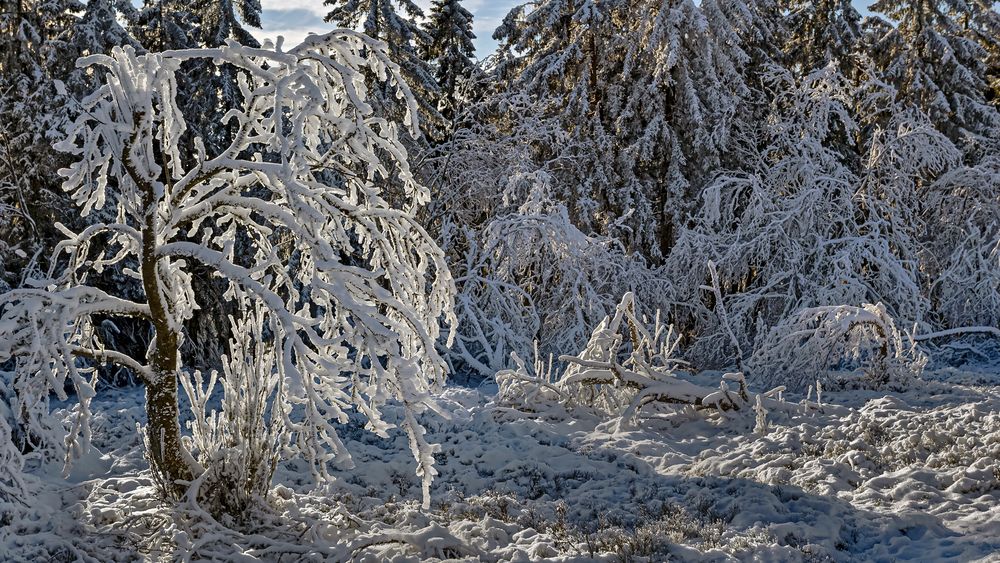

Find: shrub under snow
498;293;771;428
749;303;927;393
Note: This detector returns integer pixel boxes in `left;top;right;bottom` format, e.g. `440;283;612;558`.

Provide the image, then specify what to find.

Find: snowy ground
4;364;1000;561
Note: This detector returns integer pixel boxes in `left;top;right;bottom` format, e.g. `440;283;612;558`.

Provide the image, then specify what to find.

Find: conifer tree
324;0;444;135
0;0;84;290
492;0;751;259
63;0;139;94
869;0;1000;157
132;0;197;51
422;0;476;123
781;0;862;74
186;0;263;152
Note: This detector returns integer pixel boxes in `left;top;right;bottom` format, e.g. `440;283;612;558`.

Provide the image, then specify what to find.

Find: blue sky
258;1;876;58
258;0;514;55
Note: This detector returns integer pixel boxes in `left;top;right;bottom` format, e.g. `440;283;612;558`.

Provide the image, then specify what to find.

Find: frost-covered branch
0;31;455;507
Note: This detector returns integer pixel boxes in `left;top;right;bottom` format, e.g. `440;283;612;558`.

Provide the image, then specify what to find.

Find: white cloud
260;0;328;17
255;1;518;57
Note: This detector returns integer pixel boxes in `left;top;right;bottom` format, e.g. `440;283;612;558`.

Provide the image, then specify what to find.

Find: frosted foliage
750;303;927;393
781;0;862;71
669;65;862;363
498;293;758;428
422;0;476;114
449;194;670;380
0;32;455;508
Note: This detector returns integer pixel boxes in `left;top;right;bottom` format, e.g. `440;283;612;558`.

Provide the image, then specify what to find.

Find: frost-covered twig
0;32;456;506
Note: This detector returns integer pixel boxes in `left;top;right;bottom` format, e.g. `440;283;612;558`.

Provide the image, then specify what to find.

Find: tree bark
143;263;197;499
133;133;198;498
145;365;195;498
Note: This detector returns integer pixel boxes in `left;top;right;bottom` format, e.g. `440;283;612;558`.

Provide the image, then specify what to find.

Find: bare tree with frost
0;32;455;507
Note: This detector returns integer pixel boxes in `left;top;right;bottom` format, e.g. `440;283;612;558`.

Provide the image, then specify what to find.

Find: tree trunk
142;264;198;499
138;161;198;499
145;365;195;499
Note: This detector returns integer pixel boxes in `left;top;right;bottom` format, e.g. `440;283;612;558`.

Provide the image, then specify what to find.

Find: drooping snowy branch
0;32;455;506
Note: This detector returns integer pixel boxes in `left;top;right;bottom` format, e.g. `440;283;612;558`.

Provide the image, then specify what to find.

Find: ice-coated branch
2;32;458;504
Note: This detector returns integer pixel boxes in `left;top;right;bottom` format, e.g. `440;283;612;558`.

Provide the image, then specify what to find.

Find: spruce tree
422;0;476;123
0;0;83;290
781;0;862;74
324;0;443;135
869;0;1000;158
492;0;751;259
132;0;197;51
185;0;263;152
63;0;139;94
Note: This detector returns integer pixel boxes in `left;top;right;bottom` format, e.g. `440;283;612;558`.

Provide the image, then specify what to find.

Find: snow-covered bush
180;299;284;521
0;370;27;504
0;32;455;507
498;293;755;427
667;64;862;367
670;64;974;370
749;303;927;393
923;157;1000;329
450;193;671;381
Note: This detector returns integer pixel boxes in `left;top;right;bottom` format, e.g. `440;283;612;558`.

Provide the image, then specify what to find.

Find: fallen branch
912;326;1000;341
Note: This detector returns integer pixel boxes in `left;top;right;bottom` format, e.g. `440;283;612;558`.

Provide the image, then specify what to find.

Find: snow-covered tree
492;0;750;259
781;0;862;74
448;188;670;380
191;0;260;47
0;367;27;503
667;64;860;366
0;33;455;507
325;0;443;135
668;59;971;372
421;0;476;122
63;0;140;95
868;0;1000;158
923;157;1000;329
0;0;88;293
185;0;263;151
131;0;197;51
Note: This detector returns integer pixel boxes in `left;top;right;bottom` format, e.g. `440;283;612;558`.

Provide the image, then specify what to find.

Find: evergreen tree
701;0;786;171
869;0;1000;158
955;0;1000;108
492;0;751;259
192;0;260;47
132;0;197;51
63;0;140;94
325;0;444;135
0;0;84;290
422;0;476;123
781;0;862;74
185;0;263;151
